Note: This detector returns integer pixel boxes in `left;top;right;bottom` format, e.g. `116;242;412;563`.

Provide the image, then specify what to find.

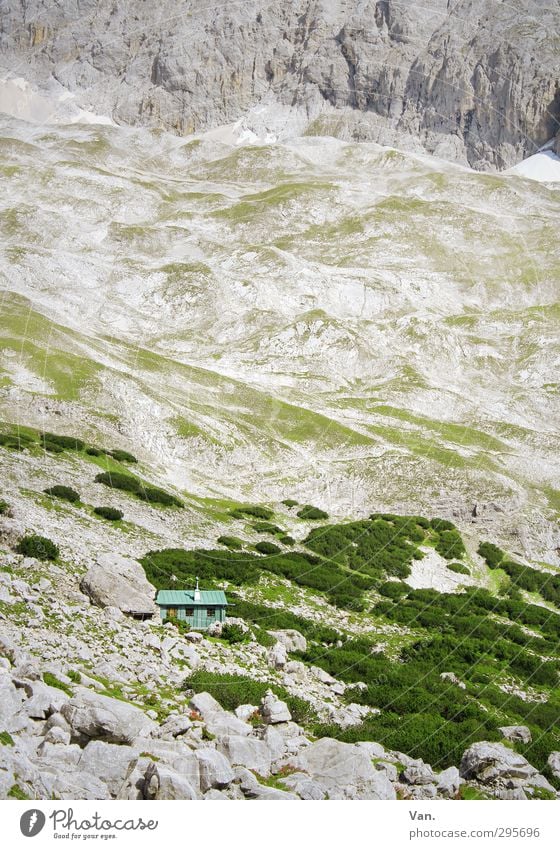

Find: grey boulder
80;554;157;617
61;688;157;744
292;738;396;800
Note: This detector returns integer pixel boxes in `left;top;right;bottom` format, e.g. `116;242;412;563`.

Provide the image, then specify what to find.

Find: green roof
156;589;228;606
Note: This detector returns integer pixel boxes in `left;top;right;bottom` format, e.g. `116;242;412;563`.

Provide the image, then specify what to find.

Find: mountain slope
0;0;559;168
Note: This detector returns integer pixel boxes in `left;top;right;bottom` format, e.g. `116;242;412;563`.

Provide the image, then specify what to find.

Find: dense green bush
16;534;59;561
40;432;84;451
183;670;316;725
44;485;80;503
430;518;456;532
478;541;504;568
227;595;339;644
304;516;424;583
0;499;10;515
220;623;249;644
230;505;274;520
109;449;138;463
447;562;470;575
137;486;183;507
142;548;262;590
434;529;466;560
217;535;244;550
0;432;33;451
254;541;281;555
282;499;299;507
93;506;124;521
378;581;409;599
251;522;283;534
95;471;139;493
297;505;329;520
42;441;64;454
279;535;295;546
95;471;182;507
85;446;104;456
478;541;560;607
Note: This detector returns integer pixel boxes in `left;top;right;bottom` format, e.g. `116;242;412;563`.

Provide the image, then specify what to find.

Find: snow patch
507;150;560;183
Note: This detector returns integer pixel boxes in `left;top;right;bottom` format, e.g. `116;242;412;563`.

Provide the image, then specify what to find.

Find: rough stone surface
0;1;557;169
195;748;235;792
261;690;292;725
80;555;157;617
292;738;397;800
460;742;538;784
218;735;272;777
61;689;157;744
499;725;532;745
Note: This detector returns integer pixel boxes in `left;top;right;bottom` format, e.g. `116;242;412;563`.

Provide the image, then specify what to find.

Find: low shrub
44;485;80;503
231;505;274;520
435;529;466;560
279;535;295;546
378;581;409;599
85;446;104;456
138;486;183;507
95;471;139;493
110;449;138;463
0;433;31;451
42;441;64;454
217;535;244;550
447;562;470;575
0;499;10;515
220;623;249;644
93;506;124;521
40;432;84;451
252;522;283;534
43;672;72;696
0;731;14;746
16;534;59;561
282;499;299;507
297;505;329;520
95;471;182;507
254;541;281;555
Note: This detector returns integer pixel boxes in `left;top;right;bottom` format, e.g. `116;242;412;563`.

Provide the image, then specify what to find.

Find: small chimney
194;576;201;602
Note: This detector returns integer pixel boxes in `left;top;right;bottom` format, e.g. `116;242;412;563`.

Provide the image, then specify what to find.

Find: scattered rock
268;630;307;653
260;690;291;724
499;725;532;745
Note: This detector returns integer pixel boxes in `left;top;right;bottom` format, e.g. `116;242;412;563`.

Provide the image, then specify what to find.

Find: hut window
167;608;177;618
185;608;194;616
207;607;216;618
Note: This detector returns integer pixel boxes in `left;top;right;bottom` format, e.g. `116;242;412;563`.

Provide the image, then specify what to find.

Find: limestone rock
460;742;538;784
61;688;157;744
292;738;396;800
143;761;198;800
195;748;235;792
268;629;307;653
260;690;291;724
218;735;272;777
548;752;560;780
80;555;157;617
436;766;461;798
268;642;288;669
499;725;532;745
189;692;223;719
0;1;557;169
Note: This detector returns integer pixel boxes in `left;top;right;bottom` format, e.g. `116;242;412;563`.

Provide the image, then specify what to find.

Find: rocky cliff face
0;0;558;168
